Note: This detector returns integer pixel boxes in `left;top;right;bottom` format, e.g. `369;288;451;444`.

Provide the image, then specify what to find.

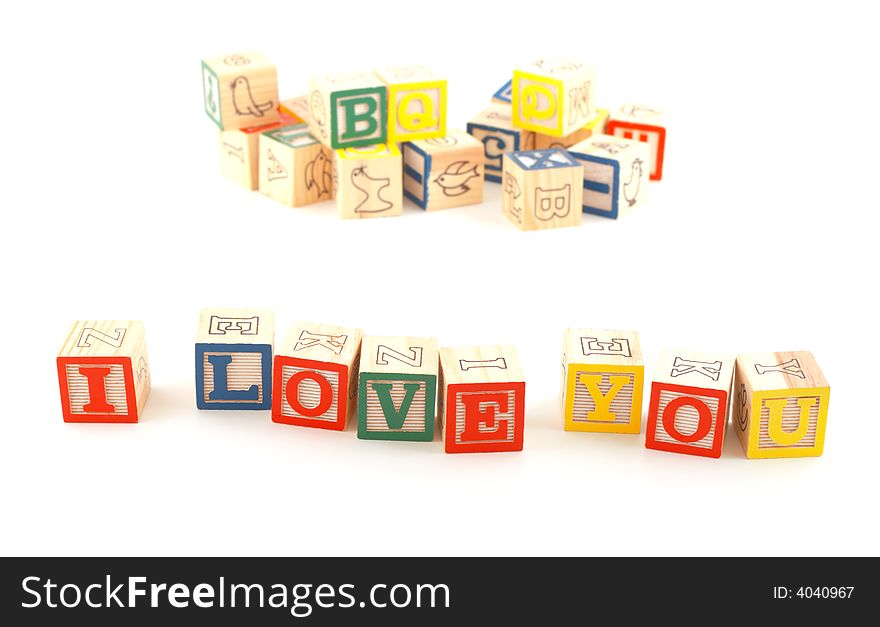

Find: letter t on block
562;328;644;434
56;320;151;423
644;349;735;458
438;346;525;453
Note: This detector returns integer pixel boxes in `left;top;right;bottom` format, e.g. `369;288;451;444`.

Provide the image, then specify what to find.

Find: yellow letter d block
562;329;644;434
375;66;447;142
734;351;830;458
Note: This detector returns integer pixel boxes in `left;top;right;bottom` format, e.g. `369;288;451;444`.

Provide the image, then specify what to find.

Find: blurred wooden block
501;149;583;230
279;95;309;123
358;336;439;441
467;104;535;183
568;133;650;219
734;351;830;458
512;59;595;137
219;112;298;190
195;308;274;410
562;328;644;434
645;349;735;458
201;51;279;130
258;123;334;207
272;322;363;431
307;71;387;149
57;321;150;423
606;104;667;181
375;65;446;142
335;144;403;219
438;346;525;453
533;108;609;150
402;129;485;210
491;79;513;105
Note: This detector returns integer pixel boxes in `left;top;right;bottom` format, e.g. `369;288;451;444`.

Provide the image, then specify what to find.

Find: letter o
661;396;713;443
286;371;333;417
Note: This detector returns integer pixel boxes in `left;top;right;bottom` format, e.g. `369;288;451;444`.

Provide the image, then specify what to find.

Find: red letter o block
661;396;712;443
285;371;333;417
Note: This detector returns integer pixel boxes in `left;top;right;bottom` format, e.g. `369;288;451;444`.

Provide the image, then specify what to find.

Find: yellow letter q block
375;65;447;143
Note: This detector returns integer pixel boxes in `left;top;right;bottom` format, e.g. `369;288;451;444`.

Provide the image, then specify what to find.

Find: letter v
371;382;421;429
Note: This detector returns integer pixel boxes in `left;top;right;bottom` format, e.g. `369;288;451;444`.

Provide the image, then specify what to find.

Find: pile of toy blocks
201;53;667;228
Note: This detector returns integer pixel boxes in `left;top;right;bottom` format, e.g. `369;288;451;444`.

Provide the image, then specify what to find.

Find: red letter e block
56;320;151;423
645;349;734;458
439;346;525;453
272;322;363;431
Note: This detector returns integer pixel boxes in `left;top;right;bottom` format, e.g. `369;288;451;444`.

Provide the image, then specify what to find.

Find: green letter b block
331;87;387;148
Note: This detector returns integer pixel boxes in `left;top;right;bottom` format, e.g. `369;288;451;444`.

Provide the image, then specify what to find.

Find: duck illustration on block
434;161;480;197
623;158;644;207
351;166;392;213
231;76;273;118
305;151;333;199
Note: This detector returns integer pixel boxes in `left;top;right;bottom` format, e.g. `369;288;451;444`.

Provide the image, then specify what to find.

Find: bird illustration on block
434;161;480;197
622;158;644;207
351;166;392;213
305;151;333;199
231;76;273;118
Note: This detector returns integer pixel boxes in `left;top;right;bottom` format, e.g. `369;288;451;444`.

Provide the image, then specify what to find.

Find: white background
1;0;878;557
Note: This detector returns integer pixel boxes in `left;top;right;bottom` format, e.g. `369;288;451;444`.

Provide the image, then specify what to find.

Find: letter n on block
358;336;439;441
734;351;830;458
272;322;363;431
56;320;151;423
562;328;644;434
439;346;525;453
194;308;274;410
645;349;735;458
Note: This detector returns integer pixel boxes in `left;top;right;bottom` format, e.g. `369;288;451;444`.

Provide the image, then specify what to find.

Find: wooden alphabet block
358;336;439;442
438;346;525;453
562;329;644;434
512;59;595;137
220;112;298;190
195;308;274;411
201;52;279;131
467;104;535;183
57;321;150;423
402;129;485;210
645;349;735;458
334;144;403;219
533;108;609;150
606;104;667;181
568;133;650;219
491;79;512;105
258;123;334;207
307;72;387;149
278;95;309;123
375;65;447;143
733;351;830;458
272;322;363;431
501;149;583;231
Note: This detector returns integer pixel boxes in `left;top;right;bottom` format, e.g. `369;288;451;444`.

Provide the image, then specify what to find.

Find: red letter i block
645;349;734;458
438;346;525;453
272;322;363;431
56;320;151;423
